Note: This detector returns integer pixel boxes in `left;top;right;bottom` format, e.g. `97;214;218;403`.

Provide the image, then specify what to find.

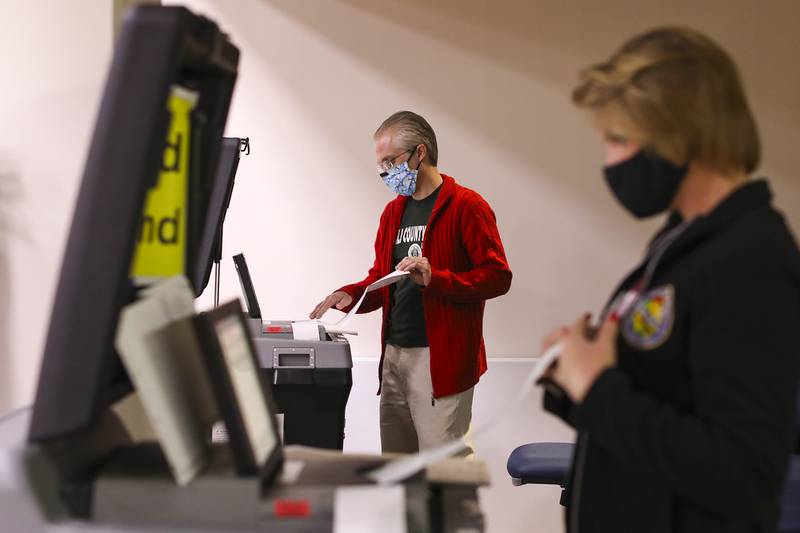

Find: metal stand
213;258;221;308
212;137;250;308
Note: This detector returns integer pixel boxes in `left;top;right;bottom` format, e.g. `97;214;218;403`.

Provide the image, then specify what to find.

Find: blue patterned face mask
381;161;418;196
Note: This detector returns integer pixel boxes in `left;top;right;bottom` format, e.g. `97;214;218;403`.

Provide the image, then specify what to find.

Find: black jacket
545;180;800;533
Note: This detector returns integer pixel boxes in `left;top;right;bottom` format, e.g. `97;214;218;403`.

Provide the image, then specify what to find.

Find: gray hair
374;111;439;166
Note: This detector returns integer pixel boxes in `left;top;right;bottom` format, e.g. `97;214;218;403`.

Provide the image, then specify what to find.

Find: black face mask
603;150;689;219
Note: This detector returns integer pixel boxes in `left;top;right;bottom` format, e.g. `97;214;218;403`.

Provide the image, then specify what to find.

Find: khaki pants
379;344;474;455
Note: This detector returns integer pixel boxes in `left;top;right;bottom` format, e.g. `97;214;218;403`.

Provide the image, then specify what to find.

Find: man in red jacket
310;111;512;453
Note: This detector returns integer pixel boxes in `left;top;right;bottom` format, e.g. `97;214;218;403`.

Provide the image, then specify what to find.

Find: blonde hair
573;27;760;174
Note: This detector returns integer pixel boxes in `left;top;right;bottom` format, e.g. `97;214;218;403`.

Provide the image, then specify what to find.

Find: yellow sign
130;86;198;284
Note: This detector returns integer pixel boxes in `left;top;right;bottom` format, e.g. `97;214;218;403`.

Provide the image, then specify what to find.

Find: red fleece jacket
336;174;512;398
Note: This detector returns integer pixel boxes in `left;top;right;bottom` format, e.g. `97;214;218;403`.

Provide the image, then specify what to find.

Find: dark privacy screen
29;6;239;442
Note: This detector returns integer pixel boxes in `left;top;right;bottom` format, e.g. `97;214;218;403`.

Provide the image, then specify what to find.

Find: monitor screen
192;137;242;297
28;5;240;443
233;253;262;319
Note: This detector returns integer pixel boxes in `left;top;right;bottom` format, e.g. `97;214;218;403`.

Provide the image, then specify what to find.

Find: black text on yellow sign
130;86;198;284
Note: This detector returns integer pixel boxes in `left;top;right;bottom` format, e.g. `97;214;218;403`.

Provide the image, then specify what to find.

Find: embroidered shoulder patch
621;285;675;350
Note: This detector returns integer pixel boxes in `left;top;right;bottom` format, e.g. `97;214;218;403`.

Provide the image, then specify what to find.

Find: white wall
0;1;113;414
177;0;800;358
2;0;799;415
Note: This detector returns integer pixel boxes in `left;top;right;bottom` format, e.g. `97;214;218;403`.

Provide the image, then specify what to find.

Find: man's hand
309;291;353;319
548;314;619;403
396;256;432;286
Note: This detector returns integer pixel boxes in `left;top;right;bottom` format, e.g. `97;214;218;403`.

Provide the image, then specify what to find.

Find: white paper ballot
115;276;215;486
336;270;410;327
333;485;406;533
291;320;322;341
139;275;195;318
292;319;358;339
321;324;358;336
527;341;563;385
362;269;411;291
367;439;468;485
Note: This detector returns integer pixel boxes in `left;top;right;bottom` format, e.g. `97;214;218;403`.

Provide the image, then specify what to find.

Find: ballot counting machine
234;253;353;451
187;66;352;450
192;104;353;452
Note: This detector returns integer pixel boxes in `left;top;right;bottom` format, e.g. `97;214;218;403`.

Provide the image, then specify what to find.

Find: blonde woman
542;27;800;532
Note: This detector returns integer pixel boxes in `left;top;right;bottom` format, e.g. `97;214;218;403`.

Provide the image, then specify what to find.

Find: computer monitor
233;253;262;319
28;5;239;443
192;137;243;297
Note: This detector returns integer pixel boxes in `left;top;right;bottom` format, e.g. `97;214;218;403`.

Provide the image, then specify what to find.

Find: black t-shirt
385;186;442;347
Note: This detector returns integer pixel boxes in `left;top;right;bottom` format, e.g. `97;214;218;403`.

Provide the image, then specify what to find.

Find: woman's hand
548;314;619;403
541;325;571;353
537;325;572;394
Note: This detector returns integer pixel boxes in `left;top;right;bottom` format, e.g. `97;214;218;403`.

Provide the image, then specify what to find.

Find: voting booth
0;5;488;532
194;138;354;450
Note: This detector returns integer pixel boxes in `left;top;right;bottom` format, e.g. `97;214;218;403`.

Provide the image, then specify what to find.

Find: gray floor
344;358;575;533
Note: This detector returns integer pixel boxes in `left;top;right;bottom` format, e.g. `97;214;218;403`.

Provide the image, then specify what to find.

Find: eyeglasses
377;148;414;176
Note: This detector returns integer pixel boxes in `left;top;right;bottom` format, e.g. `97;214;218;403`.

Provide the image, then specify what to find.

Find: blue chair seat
507;442;574;486
780;456;800;533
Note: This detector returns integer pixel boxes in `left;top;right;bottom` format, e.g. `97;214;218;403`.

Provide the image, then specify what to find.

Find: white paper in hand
528;341;563;385
336;270;410;327
363;269;411;291
367;439;468;485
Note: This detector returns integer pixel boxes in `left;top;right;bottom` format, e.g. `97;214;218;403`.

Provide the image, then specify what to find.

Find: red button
274;500;311;518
